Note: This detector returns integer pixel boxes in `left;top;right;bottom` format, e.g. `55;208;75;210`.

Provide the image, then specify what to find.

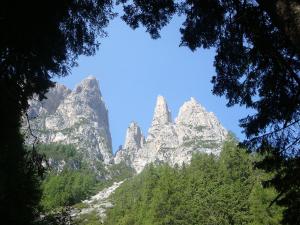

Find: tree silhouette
117;0;300;224
0;1;114;224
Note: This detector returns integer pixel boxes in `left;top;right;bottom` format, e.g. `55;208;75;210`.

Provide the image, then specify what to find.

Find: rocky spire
175;97;208;126
124;122;145;150
175;97;228;144
66;76;110;130
114;122;145;165
74;76;102;96
146;96;177;144
33;76;113;166
151;95;172;127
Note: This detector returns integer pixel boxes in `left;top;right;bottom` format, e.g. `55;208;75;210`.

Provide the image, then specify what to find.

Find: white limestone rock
26;77;228;176
116;96;228;173
175;97;227;146
72;180;124;221
27;83;71;119
124;122;145;150
114;122;145;164
27;76;113;170
150;96;172;126
146;96;178;148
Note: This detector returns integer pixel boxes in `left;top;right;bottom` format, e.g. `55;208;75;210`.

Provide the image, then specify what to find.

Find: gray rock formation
175;97;227;146
27;83;71;118
114;122;145;165
149;96;172;126
115;96;228;173
124;122;145;150
26;77;227;175
26;76;113;169
72;180;124;221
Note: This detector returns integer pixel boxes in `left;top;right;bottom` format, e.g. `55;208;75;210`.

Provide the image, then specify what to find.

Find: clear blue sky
56;15;252;153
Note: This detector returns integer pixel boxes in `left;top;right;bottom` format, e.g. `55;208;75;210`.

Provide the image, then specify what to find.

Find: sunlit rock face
116;96;228;173
124;122;145;150
26;76;113;168
149;96;172;127
26;77;227;175
114;122;145;165
175;97;227;146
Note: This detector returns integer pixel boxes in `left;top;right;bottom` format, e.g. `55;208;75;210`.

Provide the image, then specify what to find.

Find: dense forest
103;138;283;225
33;138;284;225
34;144;134;223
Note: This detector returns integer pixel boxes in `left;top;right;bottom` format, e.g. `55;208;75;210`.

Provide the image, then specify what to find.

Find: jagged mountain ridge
26;77;227;173
26;76;113;170
115;96;228;173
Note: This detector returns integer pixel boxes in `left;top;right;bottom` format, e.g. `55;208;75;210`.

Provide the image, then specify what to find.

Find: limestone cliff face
26;77;227;175
115;96;228;173
149;96;172;127
27;76;113;167
146;96;178;148
175;97;227;146
124;122;145;150
114;122;145;165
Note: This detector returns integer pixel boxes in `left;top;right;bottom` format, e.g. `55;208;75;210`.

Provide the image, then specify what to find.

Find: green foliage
92;162;135;194
104;139;283;225
41;169;97;211
73;211;103;225
249;183;284;225
183;139;220;149
35;206;73;225
36;143;80;162
38;144;135;212
38;144;101;211
108;161;135;181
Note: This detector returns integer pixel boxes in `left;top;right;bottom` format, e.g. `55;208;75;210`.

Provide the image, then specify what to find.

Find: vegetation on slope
35;144;134;213
41;169;97;211
104;139;283;225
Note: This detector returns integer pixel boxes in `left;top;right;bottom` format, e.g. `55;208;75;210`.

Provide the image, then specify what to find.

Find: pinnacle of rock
26;76;113;170
175;97;207;126
118;96;228;173
124;122;145;150
75;75;102;97
114;122;145;165
174;97;228;147
60;75;109;129
151;96;172;127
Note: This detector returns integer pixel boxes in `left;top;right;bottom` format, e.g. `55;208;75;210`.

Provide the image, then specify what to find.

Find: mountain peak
151;95;172;127
175;97;206;125
189;97;203;107
86;75;97;80
124;122;144;150
75;75;102;96
185;97;203;107
28;76;113;167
